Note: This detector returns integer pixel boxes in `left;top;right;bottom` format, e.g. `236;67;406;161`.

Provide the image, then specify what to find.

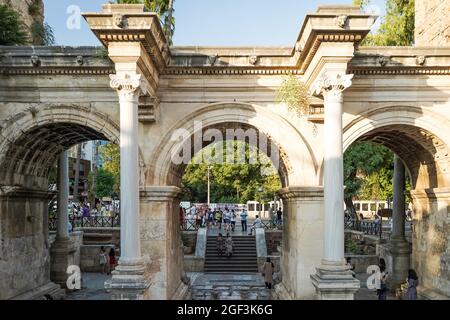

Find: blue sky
43;0;386;47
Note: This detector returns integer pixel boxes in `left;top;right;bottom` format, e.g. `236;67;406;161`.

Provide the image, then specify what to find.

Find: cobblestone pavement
64;272;111;300
189;272;271;300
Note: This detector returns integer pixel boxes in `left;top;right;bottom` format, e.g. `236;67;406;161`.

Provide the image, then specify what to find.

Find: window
362;203;368;211
248;204;255;211
370;203;376;211
354;203;361;211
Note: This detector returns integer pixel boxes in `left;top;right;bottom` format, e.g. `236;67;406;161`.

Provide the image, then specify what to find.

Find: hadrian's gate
0;4;449;299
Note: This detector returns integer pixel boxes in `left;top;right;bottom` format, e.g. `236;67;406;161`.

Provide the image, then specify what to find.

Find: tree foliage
0;4;28;45
31;21;55;46
116;0;175;43
93;168;116;199
182;141;281;203
99;142;120;195
354;0;415;46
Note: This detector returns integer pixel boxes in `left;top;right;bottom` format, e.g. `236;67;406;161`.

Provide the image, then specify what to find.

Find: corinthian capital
313;73;353;98
110;73;144;100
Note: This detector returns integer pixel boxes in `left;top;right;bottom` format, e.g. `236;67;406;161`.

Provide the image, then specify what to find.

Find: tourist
215;210;222;229
230;210;236;232
248;215;262;236
195;210;202;228
405;269;418;300
107;247;117;275
376;265;389;300
240;209;248;232
217;233;224;256
276;208;282;226
225;233;233;257
207;208;214;227
346;257;356;278
99;246;108;274
379;258;386;270
262;257;275;289
224;209;231;232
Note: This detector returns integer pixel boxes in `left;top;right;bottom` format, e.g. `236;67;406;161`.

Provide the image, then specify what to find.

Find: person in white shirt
248;215;262;236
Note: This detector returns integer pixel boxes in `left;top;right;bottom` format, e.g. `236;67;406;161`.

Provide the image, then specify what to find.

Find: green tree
0;5;28;45
94;168;116;199
181;141;281;203
116;0;175;43
99;142;120;196
31;21;55;45
344;142;393;218
354;0;415;46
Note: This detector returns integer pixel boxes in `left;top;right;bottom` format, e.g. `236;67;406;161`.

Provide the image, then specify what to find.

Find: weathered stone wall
0;189;52;300
265;230;282;255
410;189;450;297
0;0;44;44
415;0;450;46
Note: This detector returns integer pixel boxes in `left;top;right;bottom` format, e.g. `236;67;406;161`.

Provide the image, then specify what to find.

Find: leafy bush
31;21;55;45
345;238;360;254
0;4;28;45
276;73;310;116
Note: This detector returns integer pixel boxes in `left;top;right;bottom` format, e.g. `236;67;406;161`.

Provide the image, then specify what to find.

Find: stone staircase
204;236;258;273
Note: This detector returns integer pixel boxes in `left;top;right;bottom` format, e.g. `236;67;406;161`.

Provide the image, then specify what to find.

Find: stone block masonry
415;0;450;46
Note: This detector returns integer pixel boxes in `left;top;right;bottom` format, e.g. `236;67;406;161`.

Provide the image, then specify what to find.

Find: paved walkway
354;273;396;300
64;272;111;300
63;272;397;300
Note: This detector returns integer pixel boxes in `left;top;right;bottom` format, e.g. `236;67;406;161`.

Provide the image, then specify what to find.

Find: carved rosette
110;74;143;101
313;73;353;102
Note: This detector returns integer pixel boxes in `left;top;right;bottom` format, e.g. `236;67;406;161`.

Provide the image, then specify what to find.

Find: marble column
310;72;360;299
50;151;76;288
387;154;411;290
106;73;150;299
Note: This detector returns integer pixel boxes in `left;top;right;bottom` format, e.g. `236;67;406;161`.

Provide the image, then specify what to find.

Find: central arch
148;102;318;188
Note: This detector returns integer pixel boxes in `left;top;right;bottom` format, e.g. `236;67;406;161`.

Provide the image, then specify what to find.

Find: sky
43;0;386;47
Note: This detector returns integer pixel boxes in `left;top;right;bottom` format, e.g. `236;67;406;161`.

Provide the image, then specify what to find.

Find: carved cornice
1;67;115;76
297;32;364;73
348;66;450;76
164;67;303;76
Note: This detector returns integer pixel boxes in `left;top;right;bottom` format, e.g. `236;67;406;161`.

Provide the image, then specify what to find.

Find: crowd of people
180;204;283;233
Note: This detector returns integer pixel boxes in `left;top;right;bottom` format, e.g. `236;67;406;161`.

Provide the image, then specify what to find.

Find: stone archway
343;105;450;298
138;102;323;300
0;105;120;300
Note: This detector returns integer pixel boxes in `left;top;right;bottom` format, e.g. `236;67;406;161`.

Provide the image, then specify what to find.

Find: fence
345;218;381;236
49;215;120;231
180;218;282;231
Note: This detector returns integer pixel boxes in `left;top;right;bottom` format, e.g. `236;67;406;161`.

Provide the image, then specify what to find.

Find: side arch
341;105;450;189
0;104;120;189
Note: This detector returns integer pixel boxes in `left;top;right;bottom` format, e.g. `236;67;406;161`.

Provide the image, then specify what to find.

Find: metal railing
49;215;120;231
346;219;381;236
180;218;283;231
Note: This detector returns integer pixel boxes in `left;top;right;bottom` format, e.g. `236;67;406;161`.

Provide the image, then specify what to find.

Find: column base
385;238;411;291
310;260;360;300
50;237;76;288
105;258;150;300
